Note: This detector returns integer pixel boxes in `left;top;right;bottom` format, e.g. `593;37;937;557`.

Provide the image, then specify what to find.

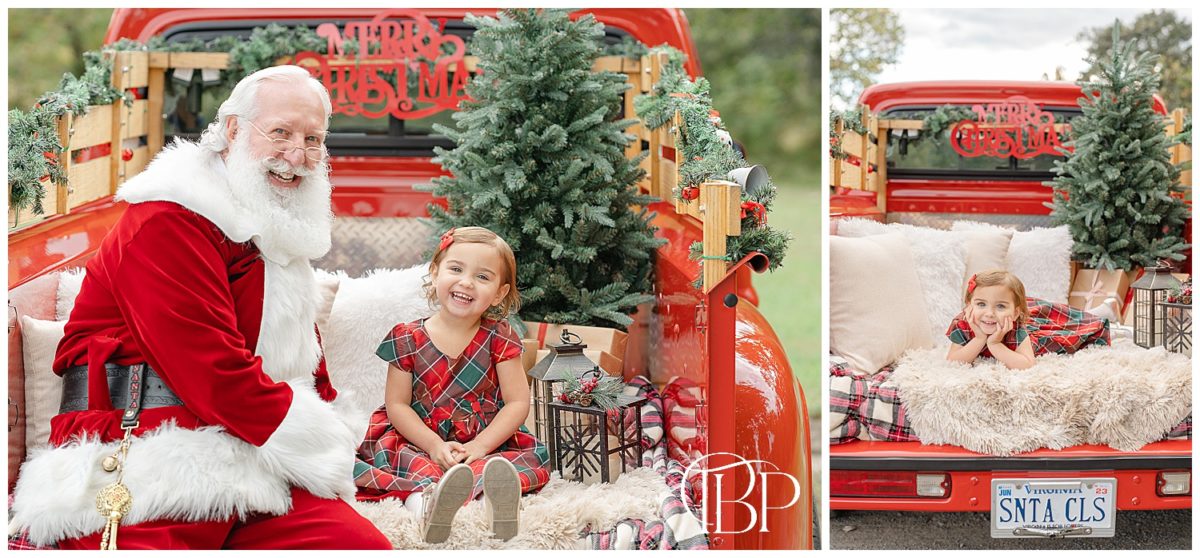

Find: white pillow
19;316;66;450
55;268;86;321
953;226;1013;288
952;222;1072;304
830;233;934;374
836;218;967;344
312;268;342;332
320;265;434;437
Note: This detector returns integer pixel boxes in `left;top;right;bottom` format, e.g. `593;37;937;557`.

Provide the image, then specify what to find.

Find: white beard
115;138;329;384
223;134;334;265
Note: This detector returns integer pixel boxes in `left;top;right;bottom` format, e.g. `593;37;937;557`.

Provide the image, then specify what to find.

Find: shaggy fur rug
351;467;667;549
890;339;1191;455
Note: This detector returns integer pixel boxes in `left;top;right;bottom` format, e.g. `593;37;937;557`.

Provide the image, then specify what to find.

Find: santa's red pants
57;487;392;550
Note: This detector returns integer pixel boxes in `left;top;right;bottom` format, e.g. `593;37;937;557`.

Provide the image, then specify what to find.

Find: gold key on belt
96;423;136;550
94;363;147;550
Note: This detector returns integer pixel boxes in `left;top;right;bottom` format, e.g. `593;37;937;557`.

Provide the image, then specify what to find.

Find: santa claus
9;66;391;550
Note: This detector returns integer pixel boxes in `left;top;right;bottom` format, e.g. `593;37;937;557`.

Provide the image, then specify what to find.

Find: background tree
1077;10;1191;112
685;8;821;415
1048;25;1189;270
429;9;661;329
685;9;821;186
830;8;904;109
8;9;111;110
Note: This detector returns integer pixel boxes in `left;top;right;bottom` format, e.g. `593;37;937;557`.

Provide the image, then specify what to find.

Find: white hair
199;65;332;153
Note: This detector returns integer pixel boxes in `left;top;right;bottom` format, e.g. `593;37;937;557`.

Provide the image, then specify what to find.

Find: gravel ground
829;509;1191;550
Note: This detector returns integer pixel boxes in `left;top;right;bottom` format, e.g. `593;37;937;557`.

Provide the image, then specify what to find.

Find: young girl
946;270;1110;369
353;227;550;544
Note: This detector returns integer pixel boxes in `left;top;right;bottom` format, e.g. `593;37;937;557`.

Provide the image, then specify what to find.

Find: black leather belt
59;363;183;415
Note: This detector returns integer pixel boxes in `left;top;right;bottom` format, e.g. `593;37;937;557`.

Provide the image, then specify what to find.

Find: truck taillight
1157;471;1191;496
830;471;949;498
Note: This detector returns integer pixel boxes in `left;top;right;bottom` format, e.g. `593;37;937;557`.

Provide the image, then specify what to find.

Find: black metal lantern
1131;266;1182;348
1160;301;1191;356
526;330;608;461
548;394;647;484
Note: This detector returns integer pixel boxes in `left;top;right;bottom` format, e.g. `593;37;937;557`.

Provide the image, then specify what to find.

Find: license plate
991;478;1116;538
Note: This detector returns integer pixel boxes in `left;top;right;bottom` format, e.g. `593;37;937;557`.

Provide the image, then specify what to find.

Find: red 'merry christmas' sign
292;11;470;120
950;96;1070;159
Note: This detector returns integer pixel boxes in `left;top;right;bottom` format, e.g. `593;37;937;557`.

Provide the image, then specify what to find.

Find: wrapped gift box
522;321;628;363
1069;268;1132;314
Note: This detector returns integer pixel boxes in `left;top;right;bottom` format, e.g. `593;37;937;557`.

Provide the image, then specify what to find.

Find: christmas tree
1047;23;1189;270
428;9;662;328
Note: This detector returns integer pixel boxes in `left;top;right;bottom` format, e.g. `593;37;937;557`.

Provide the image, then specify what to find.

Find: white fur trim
115;140;329;265
259;379;358;501
257;259;323;383
9;380;355;546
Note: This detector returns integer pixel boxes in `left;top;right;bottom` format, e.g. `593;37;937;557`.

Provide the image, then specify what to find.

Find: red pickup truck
829;81;1191;538
7;8;811;550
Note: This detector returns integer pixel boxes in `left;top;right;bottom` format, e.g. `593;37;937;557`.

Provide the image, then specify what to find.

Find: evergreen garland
828;106;870;161
920;105;977;146
9;25;326;220
604;35;650;60
557;372;636;410
634;46;792;276
1046;24;1189;270
8;50;129;218
427;9;662;329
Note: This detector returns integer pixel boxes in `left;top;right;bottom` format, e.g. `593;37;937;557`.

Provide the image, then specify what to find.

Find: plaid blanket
581;377;708;550
829;356;917;445
583;445;708;550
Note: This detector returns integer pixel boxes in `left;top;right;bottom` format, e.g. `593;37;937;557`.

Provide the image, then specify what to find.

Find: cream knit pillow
20;316;66;450
835;218;968;345
830;232;934;373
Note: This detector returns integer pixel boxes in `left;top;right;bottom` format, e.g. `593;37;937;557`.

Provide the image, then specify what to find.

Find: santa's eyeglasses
243;120;328;163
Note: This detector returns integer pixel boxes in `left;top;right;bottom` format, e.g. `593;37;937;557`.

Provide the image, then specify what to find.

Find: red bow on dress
438;228;456;252
428;396;484;443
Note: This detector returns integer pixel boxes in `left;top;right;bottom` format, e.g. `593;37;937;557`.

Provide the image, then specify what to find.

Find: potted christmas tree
428;9;662;370
1047;23;1189;270
1048;23;1189;324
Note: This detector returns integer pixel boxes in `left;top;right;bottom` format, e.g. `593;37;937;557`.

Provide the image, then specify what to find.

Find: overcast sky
876;8;1191;84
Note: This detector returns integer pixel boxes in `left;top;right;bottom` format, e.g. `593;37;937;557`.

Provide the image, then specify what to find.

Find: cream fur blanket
351;467;667;549
890;339;1191;455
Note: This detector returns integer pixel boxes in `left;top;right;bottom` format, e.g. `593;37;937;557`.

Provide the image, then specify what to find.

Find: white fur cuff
10;381;358;545
259;379;358;501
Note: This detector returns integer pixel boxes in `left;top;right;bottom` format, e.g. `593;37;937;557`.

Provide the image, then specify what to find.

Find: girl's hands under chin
987;315;1013;345
965;305;986;338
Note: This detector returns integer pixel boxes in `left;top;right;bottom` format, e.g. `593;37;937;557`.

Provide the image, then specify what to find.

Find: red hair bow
966;274;978;295
438;228;456;252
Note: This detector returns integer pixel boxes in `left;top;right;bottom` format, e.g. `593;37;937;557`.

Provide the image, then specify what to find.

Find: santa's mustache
261;155;319;177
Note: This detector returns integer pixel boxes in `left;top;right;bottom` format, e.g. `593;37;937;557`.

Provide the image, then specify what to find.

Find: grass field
751;173;821;416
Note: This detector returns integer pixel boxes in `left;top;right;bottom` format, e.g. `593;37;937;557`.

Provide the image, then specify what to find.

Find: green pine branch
1046;22;1189;270
425;9;663;329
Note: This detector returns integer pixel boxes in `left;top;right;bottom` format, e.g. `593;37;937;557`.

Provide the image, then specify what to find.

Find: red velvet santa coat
9;142;355;546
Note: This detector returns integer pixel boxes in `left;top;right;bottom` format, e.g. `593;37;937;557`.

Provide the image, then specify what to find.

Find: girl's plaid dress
353;318;550;501
947;297;1111;358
